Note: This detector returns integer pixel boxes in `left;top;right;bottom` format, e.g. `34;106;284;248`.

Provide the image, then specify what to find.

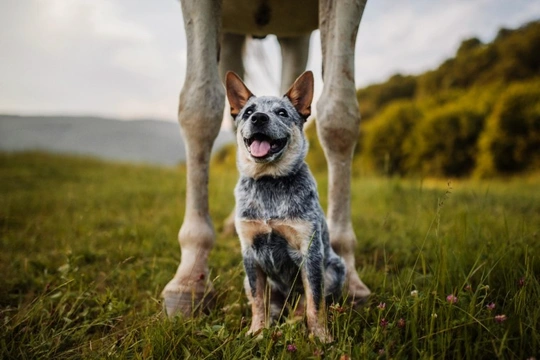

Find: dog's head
226;71;314;178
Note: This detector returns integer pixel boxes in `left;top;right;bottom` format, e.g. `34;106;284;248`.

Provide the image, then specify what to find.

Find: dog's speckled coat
227;71;345;341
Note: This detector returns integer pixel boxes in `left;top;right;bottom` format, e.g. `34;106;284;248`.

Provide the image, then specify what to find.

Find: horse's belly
222;0;319;37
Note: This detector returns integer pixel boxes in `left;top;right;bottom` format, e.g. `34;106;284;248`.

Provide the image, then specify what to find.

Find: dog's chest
235;171;318;221
235;170;321;253
236;217;314;250
251;232;305;292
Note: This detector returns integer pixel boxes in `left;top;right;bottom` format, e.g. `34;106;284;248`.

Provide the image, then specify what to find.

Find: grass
1;151;539;359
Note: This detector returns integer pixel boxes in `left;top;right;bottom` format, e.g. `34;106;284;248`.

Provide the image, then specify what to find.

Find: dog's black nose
251;112;269;124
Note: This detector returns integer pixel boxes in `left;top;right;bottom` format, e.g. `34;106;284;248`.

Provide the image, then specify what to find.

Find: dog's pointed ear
285;71;314;119
226;71;254;117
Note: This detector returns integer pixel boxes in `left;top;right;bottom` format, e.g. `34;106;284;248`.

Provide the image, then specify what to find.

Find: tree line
344;20;540;178
216;21;540;178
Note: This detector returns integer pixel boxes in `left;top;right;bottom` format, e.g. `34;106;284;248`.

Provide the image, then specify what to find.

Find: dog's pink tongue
250;139;271;157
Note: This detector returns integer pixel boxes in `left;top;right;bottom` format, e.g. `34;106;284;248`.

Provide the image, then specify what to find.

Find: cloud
38;0;153;44
0;0;538;120
0;0;185;120
354;0;540;86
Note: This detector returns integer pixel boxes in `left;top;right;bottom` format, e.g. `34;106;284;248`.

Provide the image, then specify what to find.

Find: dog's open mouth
244;134;288;159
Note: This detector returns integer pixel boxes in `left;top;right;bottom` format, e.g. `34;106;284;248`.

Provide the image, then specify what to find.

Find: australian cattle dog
226;71;346;341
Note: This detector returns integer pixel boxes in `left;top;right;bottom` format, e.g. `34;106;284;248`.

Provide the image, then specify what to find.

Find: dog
226;71;346;341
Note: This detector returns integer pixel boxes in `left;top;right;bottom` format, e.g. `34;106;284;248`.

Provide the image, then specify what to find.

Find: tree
405;103;485;177
362;101;421;175
475;80;540;177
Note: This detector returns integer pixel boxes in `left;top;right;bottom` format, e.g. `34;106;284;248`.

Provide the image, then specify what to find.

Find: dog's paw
162;286;215;317
309;327;333;343
246;324;265;340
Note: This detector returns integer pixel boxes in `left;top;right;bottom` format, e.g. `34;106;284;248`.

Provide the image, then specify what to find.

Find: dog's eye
277;109;288;117
243;107;254;119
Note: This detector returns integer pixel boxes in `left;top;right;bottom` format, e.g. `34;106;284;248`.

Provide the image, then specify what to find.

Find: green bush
211;143;237;170
475;80;540;177
361;101;421;176
416;21;540;97
357;74;417;121
405;103;485;177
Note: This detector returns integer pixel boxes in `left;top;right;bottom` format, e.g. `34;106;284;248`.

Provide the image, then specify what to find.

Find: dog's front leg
302;240;332;342
243;253;267;335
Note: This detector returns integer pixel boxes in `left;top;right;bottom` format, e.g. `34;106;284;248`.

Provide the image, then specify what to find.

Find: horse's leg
317;0;371;303
162;0;224;317
219;32;246;81
219;32;245;236
277;34;311;93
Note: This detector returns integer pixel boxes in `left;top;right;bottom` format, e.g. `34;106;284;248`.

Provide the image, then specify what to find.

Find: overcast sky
1;0;539;121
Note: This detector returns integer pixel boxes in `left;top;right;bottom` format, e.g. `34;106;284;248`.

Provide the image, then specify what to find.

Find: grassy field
1;152;539;359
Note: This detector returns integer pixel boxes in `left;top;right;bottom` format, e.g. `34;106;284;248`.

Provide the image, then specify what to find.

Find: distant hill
0;115;235;166
349;20;540;178
357;20;540;121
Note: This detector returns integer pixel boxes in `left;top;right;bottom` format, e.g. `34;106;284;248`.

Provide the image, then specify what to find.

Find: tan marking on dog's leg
244;267;268;335
291;294;305;318
301;268;332;342
236;219;272;333
271;219;331;341
161;0;224;318
317;0;371;304
236;219;272;248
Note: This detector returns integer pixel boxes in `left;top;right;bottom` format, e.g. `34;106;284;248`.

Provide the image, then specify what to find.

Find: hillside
0;115;235;166
352;20;540;178
357;20;540;121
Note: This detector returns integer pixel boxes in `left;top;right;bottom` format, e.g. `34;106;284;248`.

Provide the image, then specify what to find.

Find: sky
1;0;539;122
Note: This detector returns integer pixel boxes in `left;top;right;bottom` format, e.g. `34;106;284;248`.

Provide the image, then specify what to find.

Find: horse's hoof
162;288;216;317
